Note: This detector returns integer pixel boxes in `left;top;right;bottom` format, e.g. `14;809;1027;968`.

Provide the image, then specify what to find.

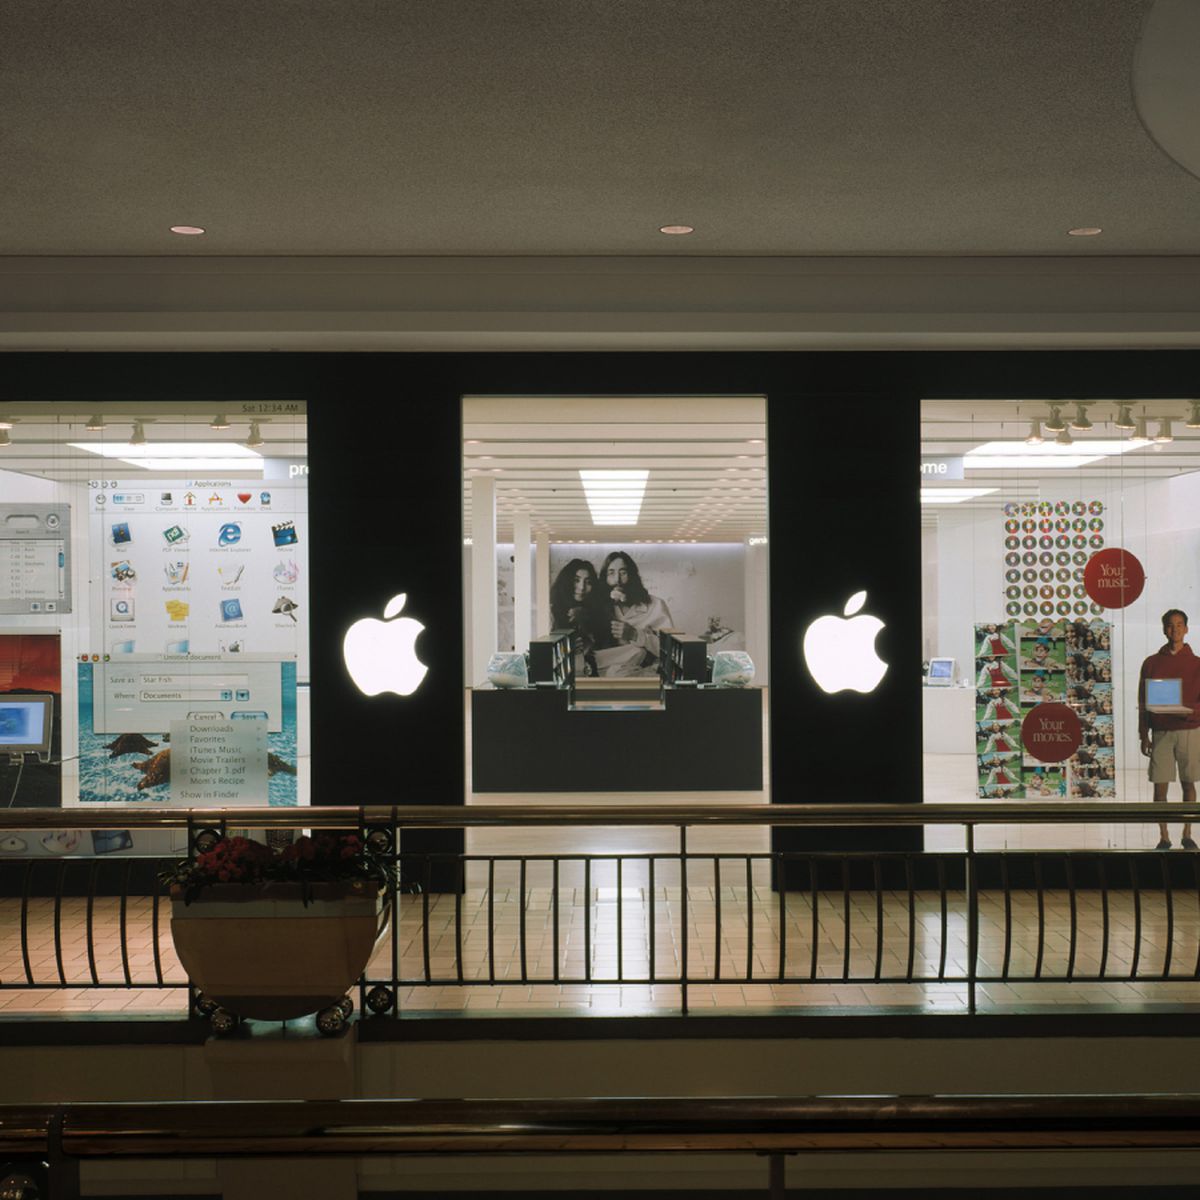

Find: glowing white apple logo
802;590;888;694
343;594;428;697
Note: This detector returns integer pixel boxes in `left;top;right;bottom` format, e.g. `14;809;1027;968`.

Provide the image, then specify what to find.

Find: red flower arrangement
162;831;395;905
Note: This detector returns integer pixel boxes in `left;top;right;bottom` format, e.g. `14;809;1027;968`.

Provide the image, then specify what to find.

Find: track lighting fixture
1186;402;1200;429
85;414;107;432
129;420;146;446
1152;418;1174;444
1025;419;1044;445
1129;417;1150;443
1069;403;1092;431
245;420;265;449
1044;405;1067;433
1054;428;1073;446
210;414;231;430
1113;404;1136;431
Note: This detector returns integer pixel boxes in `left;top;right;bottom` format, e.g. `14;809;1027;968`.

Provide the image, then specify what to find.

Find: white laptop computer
1145;677;1193;715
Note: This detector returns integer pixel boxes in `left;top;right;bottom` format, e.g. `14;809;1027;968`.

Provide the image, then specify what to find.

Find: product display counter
471;681;764;792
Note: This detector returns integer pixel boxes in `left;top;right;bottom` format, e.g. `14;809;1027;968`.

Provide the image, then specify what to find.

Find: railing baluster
841;857;852;982
777;853;787;983
904;855;915;984
519;858;529;983
1129;856;1143;981
746;856;755;984
454;856;464;985
936;858;947;982
809;857;819;982
19;859;35;986
1065;854;1077;982
617;857;624;984
649;856;657;985
1033;857;1045;981
421;858;432;984
1000;855;1012;981
873;858;883;984
584;857;592;984
679;827;688;1014
151;866;164;987
85;860;100;987
53;860;67;986
552;858;560;985
1098;854;1110;980
1161;851;1174;981
119;859;133;987
487;859;496;986
713;856;723;983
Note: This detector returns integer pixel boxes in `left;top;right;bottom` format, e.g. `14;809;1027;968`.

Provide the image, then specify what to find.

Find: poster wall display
975;617;1113;798
1001;499;1106;623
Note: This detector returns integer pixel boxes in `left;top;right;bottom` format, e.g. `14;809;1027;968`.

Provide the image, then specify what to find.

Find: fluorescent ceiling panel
70;442;264;472
964;440;1143;470
920;487;999;504
579;469;649;525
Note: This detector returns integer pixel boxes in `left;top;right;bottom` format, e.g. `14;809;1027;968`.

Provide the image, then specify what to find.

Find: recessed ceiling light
1068;227;1102;236
659;224;694;235
170;225;206;236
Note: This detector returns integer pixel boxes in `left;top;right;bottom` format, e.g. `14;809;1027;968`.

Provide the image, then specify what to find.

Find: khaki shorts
1149;728;1200;784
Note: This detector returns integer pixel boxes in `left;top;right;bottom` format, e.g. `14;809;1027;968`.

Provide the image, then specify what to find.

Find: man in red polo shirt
1138;609;1200;850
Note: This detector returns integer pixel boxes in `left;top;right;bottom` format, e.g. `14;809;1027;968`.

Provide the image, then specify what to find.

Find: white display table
922;685;976;754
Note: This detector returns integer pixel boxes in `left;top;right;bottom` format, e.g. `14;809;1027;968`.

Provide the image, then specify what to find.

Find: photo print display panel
975;621;1023;797
534;542;747;677
88;480;307;665
0;504;70;614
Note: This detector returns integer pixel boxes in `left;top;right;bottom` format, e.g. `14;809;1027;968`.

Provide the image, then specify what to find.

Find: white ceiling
3;1;1198;257
920;397;1200;523
462;396;766;542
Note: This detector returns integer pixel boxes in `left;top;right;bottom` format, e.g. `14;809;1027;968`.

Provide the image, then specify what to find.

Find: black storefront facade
8;348;1200;863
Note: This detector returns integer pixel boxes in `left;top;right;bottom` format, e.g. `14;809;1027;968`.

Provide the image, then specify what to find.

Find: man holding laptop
1138;609;1200;850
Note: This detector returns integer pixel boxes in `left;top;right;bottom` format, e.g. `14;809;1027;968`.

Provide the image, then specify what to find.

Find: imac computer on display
926;657;955;687
0;693;53;763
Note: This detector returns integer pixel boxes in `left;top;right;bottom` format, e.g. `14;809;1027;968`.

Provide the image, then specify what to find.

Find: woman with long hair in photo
549;558;600;676
590;550;674;677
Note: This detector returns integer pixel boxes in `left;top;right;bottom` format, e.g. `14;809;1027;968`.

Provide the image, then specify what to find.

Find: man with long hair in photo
590;550;674;677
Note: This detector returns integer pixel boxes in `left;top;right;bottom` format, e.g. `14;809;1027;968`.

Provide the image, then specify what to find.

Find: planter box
170;881;387;1021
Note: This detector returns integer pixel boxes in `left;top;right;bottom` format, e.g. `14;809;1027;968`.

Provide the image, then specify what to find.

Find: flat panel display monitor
0;693;53;757
926;657;955;686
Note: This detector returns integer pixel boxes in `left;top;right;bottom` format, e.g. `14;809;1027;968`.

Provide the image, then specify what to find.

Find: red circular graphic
1083;547;1146;609
1021;702;1082;764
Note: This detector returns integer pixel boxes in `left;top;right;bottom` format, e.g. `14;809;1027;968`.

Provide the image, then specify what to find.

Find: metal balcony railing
3;803;1200;1021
